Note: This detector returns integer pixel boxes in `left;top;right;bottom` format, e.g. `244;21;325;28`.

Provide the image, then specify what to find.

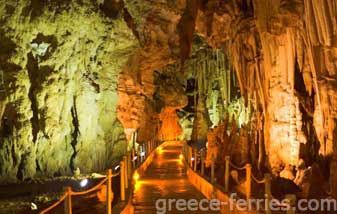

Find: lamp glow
133;156;138;161
179;154;183;159
141;152;145;157
133;171;140;181
80;178;88;187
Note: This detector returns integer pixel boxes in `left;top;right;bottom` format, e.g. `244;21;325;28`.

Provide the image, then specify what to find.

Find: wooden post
201;152;205;176
64;187;72;214
186;144;188;164
137;146;141;166
144;142;149;157
127;152;132;179
132;148;136;168
211;155;215;183
189;147;193;168
285;194;296;214
246;163;252;200
120;161;125;201
265;173;271;214
141;144;144;162
182;143;186;159
123;156;128;189
225;156;230;192
106;169;112;214
148;141;150;153
193;149;197;171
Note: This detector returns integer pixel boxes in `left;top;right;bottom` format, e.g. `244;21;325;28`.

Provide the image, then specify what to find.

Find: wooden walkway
132;141;220;214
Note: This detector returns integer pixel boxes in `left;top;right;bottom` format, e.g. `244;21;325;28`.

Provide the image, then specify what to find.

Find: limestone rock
0;0;137;180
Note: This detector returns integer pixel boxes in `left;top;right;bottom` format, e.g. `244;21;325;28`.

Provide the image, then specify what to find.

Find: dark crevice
70;96;80;171
123;8;140;40
294;60;320;167
26;34;57;143
27;52;40;143
100;0;124;19
83;71;100;93
16;155;24;180
36;159;41;172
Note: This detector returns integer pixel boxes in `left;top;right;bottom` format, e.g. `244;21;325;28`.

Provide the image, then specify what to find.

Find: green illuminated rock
0;0;138;180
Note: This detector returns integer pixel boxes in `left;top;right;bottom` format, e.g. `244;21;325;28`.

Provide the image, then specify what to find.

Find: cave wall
194;0;337;197
117;0;186;142
157;73;188;141
0;0;138;180
1;0;337;197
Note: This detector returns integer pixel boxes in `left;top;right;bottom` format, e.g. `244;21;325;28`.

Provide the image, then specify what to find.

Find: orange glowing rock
158;108;183;141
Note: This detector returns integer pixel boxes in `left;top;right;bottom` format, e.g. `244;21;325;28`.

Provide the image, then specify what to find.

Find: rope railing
39;170;113;214
39;139;161;214
183;142;292;214
228;162;247;171
70;177;109;196
39;192;68;214
251;174;266;184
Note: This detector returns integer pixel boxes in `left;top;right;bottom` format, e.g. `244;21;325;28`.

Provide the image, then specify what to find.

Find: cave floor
132;141;220;214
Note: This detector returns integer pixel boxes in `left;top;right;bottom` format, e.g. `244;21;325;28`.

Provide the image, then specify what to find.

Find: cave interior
1;0;337;212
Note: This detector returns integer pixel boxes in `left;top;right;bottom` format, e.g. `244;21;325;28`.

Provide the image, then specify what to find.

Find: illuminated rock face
1;0;337;199
158;75;188;141
0;0;137;180
117;0;185;142
159;108;182;141
194;0;337;197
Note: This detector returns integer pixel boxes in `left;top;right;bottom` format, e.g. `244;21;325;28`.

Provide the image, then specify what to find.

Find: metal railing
183;142;296;214
39;139;160;214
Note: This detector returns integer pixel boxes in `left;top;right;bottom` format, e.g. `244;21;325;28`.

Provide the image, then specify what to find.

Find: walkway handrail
39;139;161;214
70;177;109;196
183;142;277;214
39;170;113;214
229;162;247;171
251;174;266;184
39;192;68;214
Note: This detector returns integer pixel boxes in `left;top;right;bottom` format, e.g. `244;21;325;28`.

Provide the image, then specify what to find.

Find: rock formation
0;0;137;180
1;0;337;198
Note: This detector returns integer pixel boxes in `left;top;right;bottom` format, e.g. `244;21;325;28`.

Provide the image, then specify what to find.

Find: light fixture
133;171;140;181
114;165;120;170
191;157;195;161
80;178;88;187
